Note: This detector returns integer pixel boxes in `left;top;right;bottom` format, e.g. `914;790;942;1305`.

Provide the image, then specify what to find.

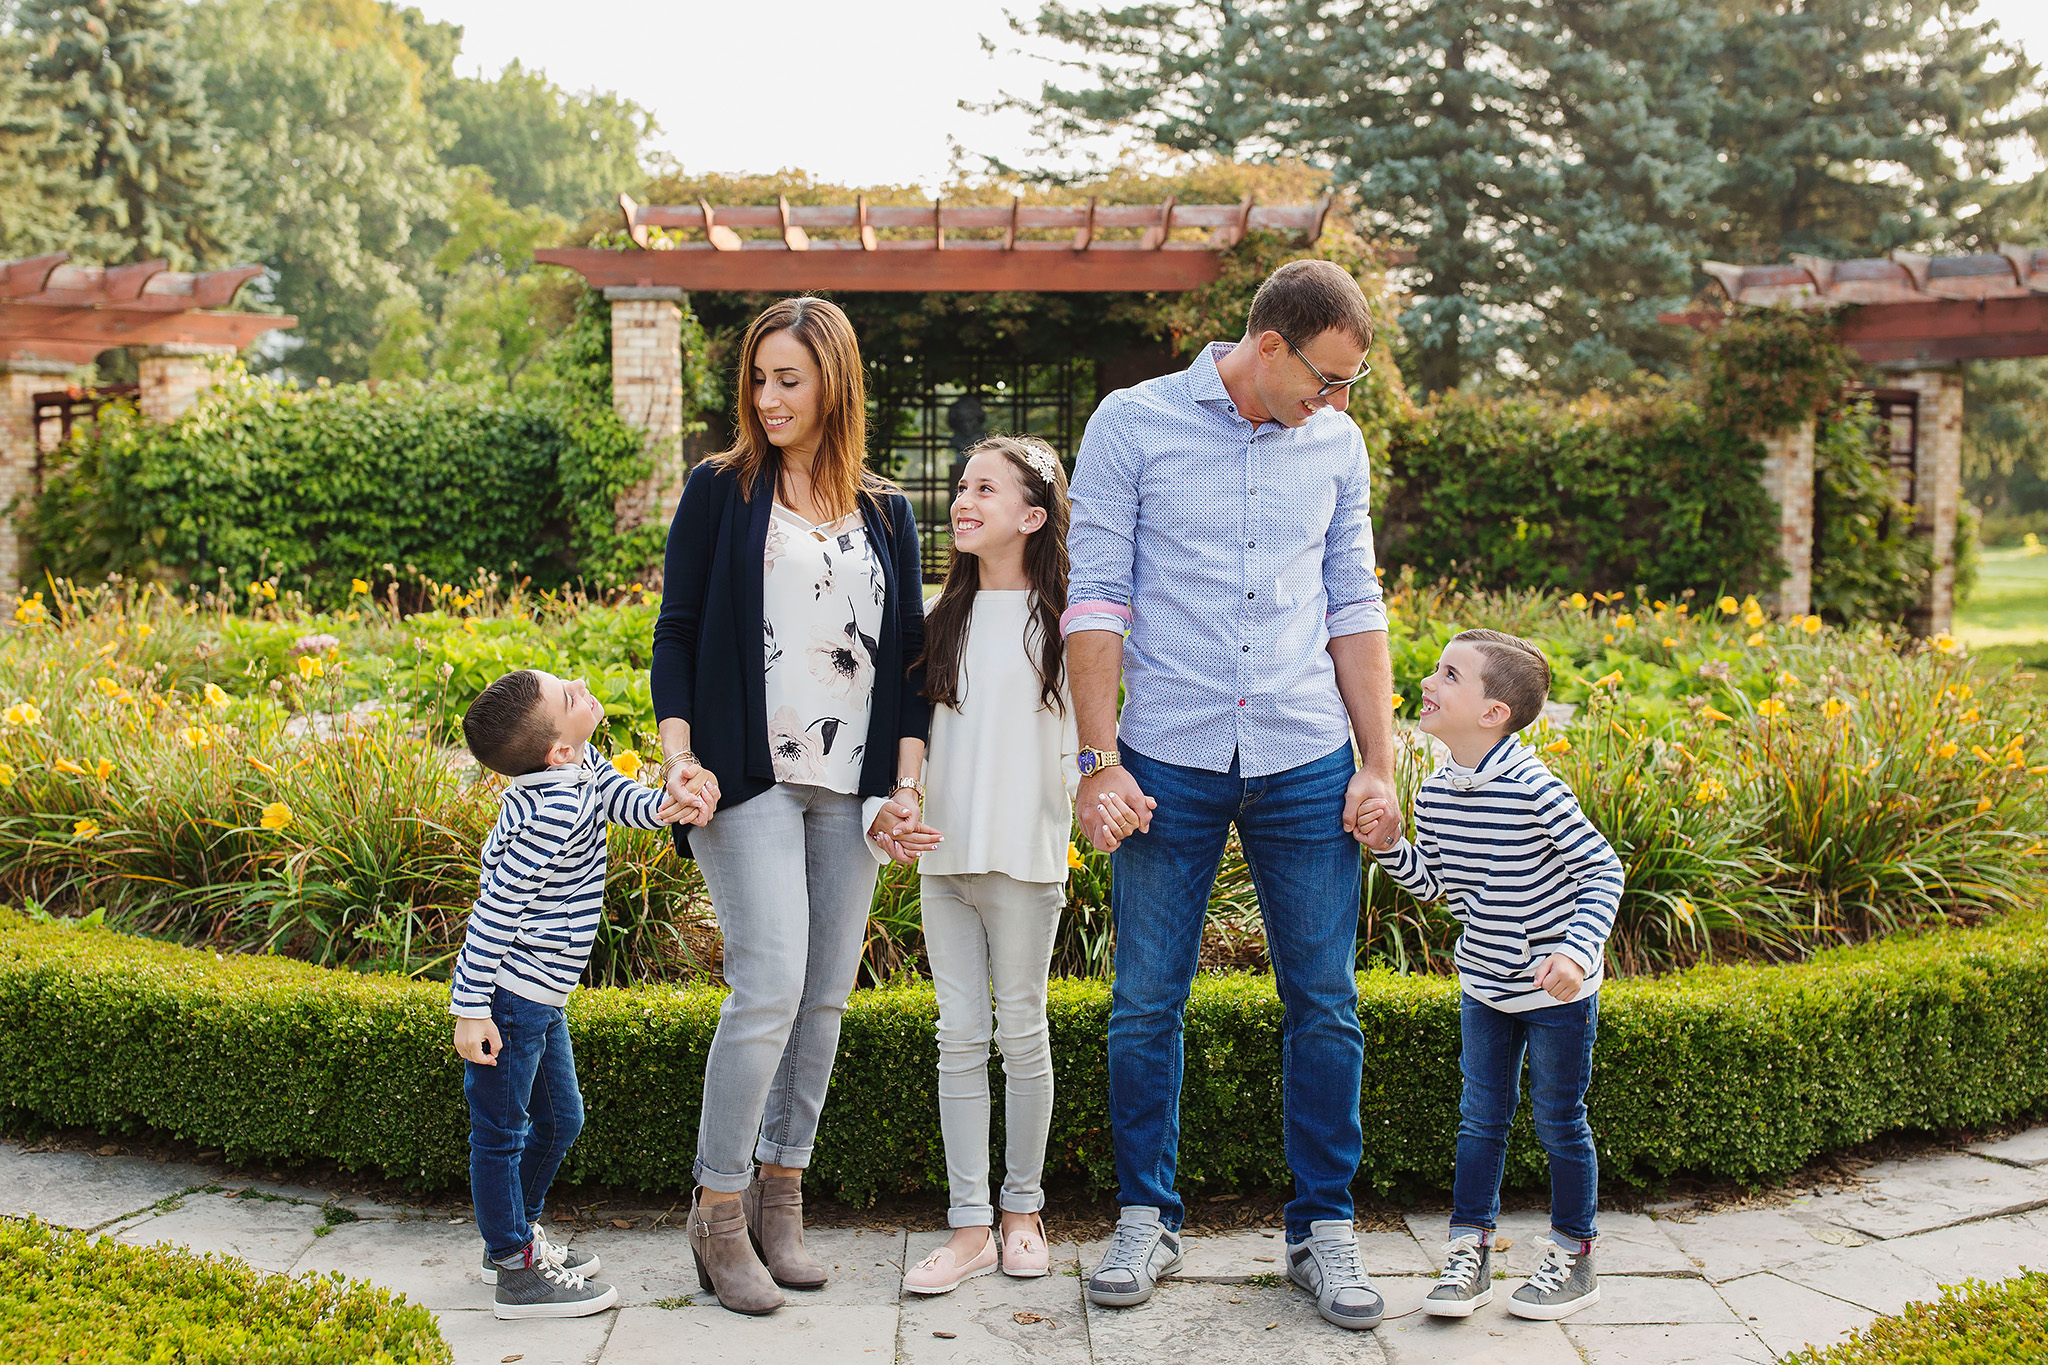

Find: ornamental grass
0;574;2040;985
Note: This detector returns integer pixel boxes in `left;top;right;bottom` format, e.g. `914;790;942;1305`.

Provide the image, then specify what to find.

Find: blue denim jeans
1450;991;1600;1247
1109;743;1364;1241
465;987;585;1262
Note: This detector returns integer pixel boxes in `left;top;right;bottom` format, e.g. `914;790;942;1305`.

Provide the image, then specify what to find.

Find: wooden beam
1835;295;2048;365
535;245;1226;293
699;199;741;252
1074;197;1096;252
857;195;875;251
777;196;809;251
0;306;295;365
618;192;647;248
1140;196;1177;250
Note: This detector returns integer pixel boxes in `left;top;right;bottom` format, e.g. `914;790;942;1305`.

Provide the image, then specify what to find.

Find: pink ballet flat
903;1230;999;1295
1002;1218;1051;1278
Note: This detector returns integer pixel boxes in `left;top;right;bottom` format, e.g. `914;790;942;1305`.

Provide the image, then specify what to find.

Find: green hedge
0;1215;448;1364
1780;1271;2048;1364
2;910;2045;1203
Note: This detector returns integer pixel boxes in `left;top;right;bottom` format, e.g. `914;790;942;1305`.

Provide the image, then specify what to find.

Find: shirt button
1246;592;1255;600
1247;541;1256;549
1241;645;1250;653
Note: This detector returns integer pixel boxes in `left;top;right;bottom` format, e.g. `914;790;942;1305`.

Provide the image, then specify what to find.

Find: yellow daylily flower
1568;593;1588;610
1822;698;1848;720
1932;633;1960;654
134;623;151;639
180;726;212;749
13;597;48;625
204;683;231;709
4;702;41;726
1776;671;1801;688
1662;637;1678;647
95;677;121;697
1972;745;1996;763
1699;707;1734;723
1693;777;1730;805
1961;707;1980;724
297;655;324;680
1593;671;1623;689
1067;843;1086;870
1717;596;1739;614
1673;897;1695;923
1756;699;1787;718
1543;738;1572;755
93;759;113;781
245;756;279;778
0;763;14;787
72;818;99;841
613;749;643;780
351;579;371;594
53;758;85;775
1614;613;1636;630
1745;632;1765;647
1976;797;1995;815
1934;742;1959;759
1802;615;1822;634
260;802;295;831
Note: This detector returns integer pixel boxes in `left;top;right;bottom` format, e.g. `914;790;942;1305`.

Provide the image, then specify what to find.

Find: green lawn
1959;545;2048;685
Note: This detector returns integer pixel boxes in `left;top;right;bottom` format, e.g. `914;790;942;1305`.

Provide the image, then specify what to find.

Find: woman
650;296;934;1315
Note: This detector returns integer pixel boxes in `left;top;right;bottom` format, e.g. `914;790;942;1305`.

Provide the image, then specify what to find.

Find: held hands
659;761;720;827
1080;766;1156;853
869;792;942;866
1341;770;1401;848
453;1016;502;1066
1533;953;1586;1003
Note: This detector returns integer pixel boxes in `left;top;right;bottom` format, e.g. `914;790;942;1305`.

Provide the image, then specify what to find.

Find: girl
650;296;934;1315
901;435;1085;1293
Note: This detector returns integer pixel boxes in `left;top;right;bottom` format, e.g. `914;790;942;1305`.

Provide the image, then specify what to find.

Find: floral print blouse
762;502;885;792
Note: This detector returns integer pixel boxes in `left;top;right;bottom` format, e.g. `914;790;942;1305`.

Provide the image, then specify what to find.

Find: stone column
1757;418;1816;619
1885;367;1964;637
136;343;238;423
604;286;687;538
0;360;77;590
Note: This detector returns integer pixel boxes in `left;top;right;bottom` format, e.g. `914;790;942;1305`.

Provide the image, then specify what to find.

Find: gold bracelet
659;751;699;784
891;777;924;803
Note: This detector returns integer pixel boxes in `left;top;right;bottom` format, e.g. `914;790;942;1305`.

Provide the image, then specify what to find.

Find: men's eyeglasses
1281;333;1372;396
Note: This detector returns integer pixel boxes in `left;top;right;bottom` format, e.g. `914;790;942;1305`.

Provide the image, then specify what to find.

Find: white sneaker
1086;1206;1183;1307
480;1221;602;1285
1285;1220;1385;1330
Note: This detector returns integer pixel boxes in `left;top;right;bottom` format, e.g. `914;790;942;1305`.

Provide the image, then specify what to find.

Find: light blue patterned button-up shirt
1062;341;1388;779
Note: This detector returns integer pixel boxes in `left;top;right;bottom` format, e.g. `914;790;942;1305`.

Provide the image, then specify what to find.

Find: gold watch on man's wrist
1076;748;1122;779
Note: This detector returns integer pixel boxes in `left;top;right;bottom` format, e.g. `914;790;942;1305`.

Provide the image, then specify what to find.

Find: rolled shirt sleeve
1323;430;1388;638
1062;393;1139;639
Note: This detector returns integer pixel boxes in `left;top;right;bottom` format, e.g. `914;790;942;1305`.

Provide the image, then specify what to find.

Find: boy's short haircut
1453;629;1551;734
1245;259;1375;352
463;669;557;777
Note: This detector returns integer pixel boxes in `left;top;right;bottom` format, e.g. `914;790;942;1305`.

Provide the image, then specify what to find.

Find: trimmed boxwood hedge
1;909;2045;1203
0;1215;449;1364
1779;1270;2048;1364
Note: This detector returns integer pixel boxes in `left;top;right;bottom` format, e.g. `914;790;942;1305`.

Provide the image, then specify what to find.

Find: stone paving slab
1563;1275;1743;1327
1563;1322;1773;1364
1715;1270;1877;1359
601;1303;896;1364
897;1267;1092;1365
436;1306;613;1365
1808;1151;2048;1239
1378;1301;1582;1365
111;1188;329;1274
1871;1209;2048;1288
0;1143;213;1231
1655;1205;1862;1282
289;1215;492;1312
666;1226;909;1309
1175;1225;1438;1279
1769;1238;1947;1313
1969;1129;2048;1167
1402;1209;1692;1276
1085;1279;1389;1364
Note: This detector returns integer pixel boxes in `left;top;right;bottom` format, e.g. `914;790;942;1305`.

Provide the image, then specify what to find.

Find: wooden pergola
1661;246;2048;634
535;193;1333;293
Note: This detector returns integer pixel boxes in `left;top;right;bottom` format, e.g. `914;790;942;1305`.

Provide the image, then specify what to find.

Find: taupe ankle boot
743;1174;828;1290
688;1190;783;1315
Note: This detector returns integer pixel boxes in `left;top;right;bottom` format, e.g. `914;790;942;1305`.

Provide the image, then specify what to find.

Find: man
1062;258;1398;1332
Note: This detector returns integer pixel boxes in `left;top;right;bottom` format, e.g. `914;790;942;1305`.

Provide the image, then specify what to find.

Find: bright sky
416;0;2048;193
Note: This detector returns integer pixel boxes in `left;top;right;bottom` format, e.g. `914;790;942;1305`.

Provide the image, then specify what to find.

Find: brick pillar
1887;367;1964;637
604;286;687;537
1757;418;1816;619
136;343;237;422
0;360;77;590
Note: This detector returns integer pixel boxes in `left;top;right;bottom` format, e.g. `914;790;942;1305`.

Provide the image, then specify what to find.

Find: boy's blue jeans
1108;743;1365;1242
465;986;584;1262
1450;990;1600;1248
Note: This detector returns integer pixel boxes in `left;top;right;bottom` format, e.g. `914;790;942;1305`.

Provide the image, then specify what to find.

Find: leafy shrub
3;909;2047;1204
1811;401;1932;624
0;1214;449;1364
1779;1271;2048;1365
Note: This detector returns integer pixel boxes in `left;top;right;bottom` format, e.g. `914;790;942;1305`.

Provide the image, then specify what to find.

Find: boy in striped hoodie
1362;629;1622;1323
452;668;690;1321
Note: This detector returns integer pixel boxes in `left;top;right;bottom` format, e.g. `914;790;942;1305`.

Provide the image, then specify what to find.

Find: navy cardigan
649;459;931;856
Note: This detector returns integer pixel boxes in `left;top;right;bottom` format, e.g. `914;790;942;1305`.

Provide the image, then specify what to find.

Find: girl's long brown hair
921;435;1070;716
710;296;886;519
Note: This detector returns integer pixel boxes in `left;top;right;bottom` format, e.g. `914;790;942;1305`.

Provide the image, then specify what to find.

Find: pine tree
16;0;250;267
0;24;83;257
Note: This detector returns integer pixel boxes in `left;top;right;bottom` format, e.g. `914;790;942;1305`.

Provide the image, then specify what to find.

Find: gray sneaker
1285;1220;1385;1330
1422;1233;1493;1317
1086;1206;1183;1307
480;1222;601;1285
492;1252;619;1320
1507;1237;1599;1320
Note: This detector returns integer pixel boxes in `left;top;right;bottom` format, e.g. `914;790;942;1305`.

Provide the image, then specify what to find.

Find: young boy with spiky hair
1361;629;1623;1323
452;668;690;1321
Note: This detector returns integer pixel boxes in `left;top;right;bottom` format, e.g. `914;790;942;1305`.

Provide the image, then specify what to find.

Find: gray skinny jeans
689;782;879;1192
920;871;1063;1227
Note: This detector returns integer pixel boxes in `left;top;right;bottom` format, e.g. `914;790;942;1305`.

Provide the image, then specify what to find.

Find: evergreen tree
15;0;249;267
0;22;82;256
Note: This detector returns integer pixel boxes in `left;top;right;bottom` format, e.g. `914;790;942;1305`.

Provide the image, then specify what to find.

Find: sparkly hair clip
1014;443;1062;487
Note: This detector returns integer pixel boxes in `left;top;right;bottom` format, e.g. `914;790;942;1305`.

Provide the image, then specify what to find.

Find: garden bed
3;907;2045;1205
0;1214;448;1364
1780;1270;2048;1364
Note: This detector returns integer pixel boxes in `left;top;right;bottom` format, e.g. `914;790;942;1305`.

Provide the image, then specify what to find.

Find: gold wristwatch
1076;748;1122;778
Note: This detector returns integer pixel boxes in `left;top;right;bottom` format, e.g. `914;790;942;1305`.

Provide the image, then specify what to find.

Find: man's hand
662;763;720;827
1341;768;1399;847
1080;766;1156;853
454;1016;502;1066
1533;953;1586;1003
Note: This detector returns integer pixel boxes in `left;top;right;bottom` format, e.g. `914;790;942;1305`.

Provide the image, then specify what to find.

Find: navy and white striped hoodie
449;743;666;1019
1371;735;1623;1013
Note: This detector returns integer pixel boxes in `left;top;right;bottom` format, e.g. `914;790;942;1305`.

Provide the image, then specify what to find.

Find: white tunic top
921;591;1079;884
762;502;884;794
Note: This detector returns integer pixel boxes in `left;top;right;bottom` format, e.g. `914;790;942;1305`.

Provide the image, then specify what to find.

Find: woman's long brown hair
921;435;1070;717
709;296;885;519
